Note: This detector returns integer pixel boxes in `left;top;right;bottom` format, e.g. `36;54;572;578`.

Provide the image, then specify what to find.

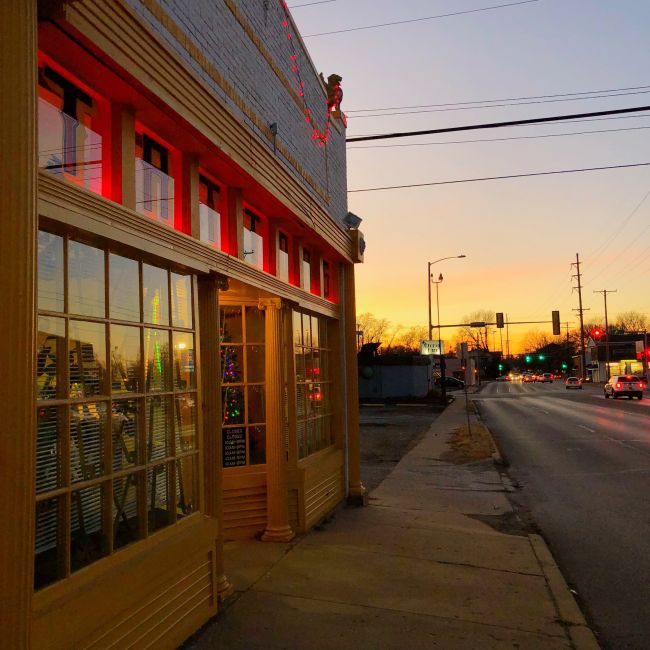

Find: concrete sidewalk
187;399;599;650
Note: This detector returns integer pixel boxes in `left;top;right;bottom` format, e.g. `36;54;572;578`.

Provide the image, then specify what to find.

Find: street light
427;255;466;403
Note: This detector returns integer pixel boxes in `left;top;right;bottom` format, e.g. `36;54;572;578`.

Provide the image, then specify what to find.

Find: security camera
343;211;362;229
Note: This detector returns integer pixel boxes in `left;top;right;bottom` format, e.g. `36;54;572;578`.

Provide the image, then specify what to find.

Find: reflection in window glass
68;240;105;318
111;325;141;394
147;463;171;532
70;402;107;482
36;406;62;494
38;231;65;313
220;306;242;343
176;455;198;518
249;426;266;465
69;320;106;398
71;483;107;572
35;497;62;589
292;311;302;346
113;473;140;550
245;307;264;342
175;394;196;453
135;133;174;227
173;332;195;390
112;400;140;471
37;316;65;400
147;396;171;462
109;254;140;321
143;264;169;326
144;328;171;392
171;273;193;329
311;316;319;348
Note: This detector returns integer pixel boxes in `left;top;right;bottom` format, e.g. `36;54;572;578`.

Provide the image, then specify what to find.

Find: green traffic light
525;355;532;363
538;354;545;361
561;362;568;369
498;363;503;370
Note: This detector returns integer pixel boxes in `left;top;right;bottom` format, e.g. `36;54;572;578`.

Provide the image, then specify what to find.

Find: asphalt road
473;380;650;650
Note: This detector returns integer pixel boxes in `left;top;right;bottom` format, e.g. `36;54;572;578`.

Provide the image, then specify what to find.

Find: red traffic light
592;328;603;339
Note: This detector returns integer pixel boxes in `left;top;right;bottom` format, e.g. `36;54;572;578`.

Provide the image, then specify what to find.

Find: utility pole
506;312;510;358
571;253;588;381
594;289;617;381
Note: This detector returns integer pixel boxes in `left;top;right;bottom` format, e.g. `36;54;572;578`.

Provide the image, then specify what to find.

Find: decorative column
343;263;367;505
197;273;233;601
261;300;294;542
0;1;37;646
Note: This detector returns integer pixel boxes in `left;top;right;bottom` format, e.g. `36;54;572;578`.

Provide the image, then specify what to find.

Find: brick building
1;1;365;646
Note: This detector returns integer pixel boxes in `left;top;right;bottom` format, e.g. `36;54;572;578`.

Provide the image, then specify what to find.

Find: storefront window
135;132;175;228
38;65;104;196
294;311;334;459
199;175;221;249
220;305;266;467
35;231;199;590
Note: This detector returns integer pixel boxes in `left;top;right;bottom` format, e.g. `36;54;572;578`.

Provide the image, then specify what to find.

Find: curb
529;534;600;650
470;399;509;467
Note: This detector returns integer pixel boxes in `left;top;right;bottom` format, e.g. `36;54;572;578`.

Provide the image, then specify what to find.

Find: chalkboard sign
223;427;246;467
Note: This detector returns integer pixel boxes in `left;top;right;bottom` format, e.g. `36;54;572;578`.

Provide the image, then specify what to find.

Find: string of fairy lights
278;0;337;146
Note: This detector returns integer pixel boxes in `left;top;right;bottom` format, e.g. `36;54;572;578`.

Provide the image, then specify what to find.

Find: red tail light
639;383;644;389
615;382;622;389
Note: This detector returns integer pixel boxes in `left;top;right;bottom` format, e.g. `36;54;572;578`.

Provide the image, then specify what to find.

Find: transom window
220;305;266;467
243;209;264;270
293;311;334;458
199;175;221;249
135;132;175;228
35;230;199;590
38;65;104;196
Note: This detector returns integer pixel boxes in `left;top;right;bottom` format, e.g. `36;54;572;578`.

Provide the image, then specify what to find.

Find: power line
303;0;542;37
346;105;650;142
347;125;650;150
348;90;650;119
288;0;336;7
347;162;650;193
345;84;650;114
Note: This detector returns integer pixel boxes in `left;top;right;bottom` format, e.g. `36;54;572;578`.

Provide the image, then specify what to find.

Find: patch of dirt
442;423;495;464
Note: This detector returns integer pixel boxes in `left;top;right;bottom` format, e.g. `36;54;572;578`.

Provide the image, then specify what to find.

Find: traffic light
496;312;504;329
538;354;545;361
498;363;504;371
525;355;532;363
561;362;568;369
592;328;603;340
552;310;560;335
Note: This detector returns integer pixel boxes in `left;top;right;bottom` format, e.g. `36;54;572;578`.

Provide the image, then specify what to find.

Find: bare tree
456;309;495;350
613;310;648;333
521;329;552;352
356;313;392;345
392;325;428;353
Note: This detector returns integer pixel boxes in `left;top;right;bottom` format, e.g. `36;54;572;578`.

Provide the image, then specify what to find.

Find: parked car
565;376;582;389
434;376;465;391
540;373;553;383
604;375;644;400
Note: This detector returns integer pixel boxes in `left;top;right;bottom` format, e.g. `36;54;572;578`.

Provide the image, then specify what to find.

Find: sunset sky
291;0;650;353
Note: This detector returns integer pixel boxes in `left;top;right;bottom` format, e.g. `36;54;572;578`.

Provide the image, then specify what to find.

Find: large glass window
220;305;266;467
35;231;199;590
293;311;334;458
243;210;264;270
199;175;221;249
38;65;104;196
135;132;175;228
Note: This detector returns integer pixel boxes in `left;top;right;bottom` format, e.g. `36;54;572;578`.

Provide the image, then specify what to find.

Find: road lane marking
578;424;596;433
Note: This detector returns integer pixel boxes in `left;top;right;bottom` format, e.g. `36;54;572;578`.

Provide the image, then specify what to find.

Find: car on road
604;375;645;400
565;377;582;389
540;373;553;383
434;376;465;391
523;373;534;383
